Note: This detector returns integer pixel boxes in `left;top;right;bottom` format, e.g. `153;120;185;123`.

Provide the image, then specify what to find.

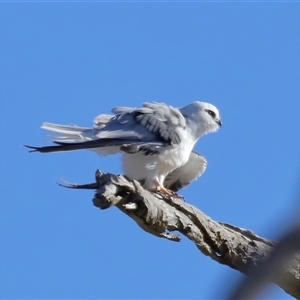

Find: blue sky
1;3;300;299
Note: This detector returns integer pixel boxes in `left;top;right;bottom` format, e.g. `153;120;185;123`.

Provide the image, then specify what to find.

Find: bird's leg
152;182;183;199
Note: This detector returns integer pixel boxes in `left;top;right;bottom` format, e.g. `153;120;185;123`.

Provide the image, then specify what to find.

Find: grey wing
164;151;207;192
111;102;186;145
25;102;187;154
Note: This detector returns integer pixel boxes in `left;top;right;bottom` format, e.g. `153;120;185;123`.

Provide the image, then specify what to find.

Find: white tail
41;122;94;142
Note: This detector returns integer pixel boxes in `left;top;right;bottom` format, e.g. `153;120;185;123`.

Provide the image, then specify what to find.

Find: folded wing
25;102;187;156
163;151;207;192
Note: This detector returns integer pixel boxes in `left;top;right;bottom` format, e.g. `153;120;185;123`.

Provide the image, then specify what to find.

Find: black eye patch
205;109;216;118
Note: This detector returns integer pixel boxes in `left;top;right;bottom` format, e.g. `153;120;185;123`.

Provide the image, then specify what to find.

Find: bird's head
180;101;222;138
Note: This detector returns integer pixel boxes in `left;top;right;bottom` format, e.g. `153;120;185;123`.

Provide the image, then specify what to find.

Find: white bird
25;101;221;195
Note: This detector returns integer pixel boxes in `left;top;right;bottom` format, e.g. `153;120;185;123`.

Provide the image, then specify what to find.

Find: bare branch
229;223;300;300
64;170;300;299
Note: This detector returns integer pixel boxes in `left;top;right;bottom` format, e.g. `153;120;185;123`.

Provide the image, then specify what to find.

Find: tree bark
64;170;300;299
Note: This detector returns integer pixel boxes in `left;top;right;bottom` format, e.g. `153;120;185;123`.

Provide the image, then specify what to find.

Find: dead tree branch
229;222;300;299
65;170;300;299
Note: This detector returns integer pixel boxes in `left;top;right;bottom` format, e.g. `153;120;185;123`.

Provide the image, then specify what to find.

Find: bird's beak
216;119;222;127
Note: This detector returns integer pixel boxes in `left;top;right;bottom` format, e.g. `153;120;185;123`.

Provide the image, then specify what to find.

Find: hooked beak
216;119;222;127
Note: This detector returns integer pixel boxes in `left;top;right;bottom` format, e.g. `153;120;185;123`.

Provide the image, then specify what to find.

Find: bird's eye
205;109;216;118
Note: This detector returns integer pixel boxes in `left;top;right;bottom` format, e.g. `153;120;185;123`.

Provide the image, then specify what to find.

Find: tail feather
41;122;91;133
24;138;133;153
41;122;94;142
26;122;166;156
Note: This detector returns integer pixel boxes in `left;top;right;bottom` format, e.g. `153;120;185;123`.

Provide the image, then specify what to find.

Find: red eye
206;109;216;118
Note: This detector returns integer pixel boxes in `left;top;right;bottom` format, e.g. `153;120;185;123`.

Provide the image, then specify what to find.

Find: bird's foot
153;184;184;200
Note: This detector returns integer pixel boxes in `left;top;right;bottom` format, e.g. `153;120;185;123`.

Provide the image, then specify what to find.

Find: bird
25;101;222;195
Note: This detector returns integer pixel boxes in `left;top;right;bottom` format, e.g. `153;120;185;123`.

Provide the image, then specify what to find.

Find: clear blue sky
1;3;300;299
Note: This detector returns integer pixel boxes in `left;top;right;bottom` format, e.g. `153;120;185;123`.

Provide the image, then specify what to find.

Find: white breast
121;128;195;190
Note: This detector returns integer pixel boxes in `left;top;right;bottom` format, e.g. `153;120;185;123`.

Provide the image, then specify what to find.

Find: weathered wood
66;170;300;299
229;223;300;299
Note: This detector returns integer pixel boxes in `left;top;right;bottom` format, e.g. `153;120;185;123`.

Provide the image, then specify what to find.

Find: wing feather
26;102;187;155
164;151;207;192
